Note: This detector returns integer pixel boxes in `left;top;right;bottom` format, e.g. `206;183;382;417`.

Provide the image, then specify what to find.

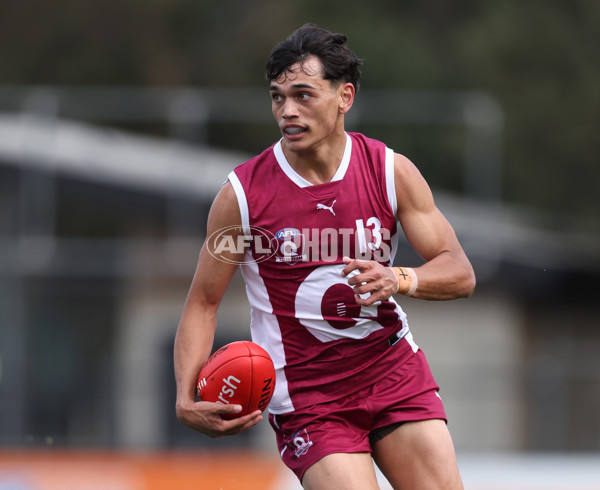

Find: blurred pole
166;90;210;240
0;90;59;444
353;89;504;203
463;92;504;203
167;89;209;144
0;277;26;443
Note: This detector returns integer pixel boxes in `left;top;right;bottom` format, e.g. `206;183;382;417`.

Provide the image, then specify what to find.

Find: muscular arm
342;153;475;303
394;153;475;300
174;182;262;436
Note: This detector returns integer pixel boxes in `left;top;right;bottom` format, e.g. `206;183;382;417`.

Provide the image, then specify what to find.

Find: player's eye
271;93;283;102
298;93;311;101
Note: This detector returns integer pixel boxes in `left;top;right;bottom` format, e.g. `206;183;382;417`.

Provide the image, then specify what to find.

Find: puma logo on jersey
316;200;336;216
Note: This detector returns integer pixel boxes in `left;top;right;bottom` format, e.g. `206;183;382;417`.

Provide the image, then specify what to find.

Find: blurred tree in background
1;0;598;231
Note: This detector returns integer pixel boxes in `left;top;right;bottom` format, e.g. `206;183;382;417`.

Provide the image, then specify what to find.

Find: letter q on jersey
207;225;278;265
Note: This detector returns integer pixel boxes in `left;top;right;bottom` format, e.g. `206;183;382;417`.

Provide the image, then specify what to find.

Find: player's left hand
341;256;398;306
176;399;263;438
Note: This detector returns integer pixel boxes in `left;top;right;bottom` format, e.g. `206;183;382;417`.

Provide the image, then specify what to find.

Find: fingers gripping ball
197;341;276;420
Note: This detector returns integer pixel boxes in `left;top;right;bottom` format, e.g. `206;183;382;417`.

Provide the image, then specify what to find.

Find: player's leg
301;452;380;490
372;419;463;490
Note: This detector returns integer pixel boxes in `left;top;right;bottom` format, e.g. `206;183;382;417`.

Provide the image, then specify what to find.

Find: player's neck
282;130;347;185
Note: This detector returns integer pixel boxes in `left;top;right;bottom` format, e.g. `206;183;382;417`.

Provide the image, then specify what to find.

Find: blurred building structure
0;87;599;458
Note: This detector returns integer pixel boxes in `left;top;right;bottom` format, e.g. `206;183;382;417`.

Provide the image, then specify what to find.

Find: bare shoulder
207;181;242;234
393;153;436;215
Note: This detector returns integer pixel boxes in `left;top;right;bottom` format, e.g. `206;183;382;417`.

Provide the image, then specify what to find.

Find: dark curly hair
266;24;363;92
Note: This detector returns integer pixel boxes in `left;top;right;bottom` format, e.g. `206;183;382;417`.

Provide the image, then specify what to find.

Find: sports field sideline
1;450;599;489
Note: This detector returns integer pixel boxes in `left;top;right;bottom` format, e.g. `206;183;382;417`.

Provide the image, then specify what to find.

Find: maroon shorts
268;349;446;482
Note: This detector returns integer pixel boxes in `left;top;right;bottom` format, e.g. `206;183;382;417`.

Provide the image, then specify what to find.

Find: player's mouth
282;125;308;137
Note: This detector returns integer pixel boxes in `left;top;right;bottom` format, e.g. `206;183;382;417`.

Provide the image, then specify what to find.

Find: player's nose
281;99;299;119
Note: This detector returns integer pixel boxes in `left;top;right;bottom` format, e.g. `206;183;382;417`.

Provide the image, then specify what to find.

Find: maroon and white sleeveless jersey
228;132;418;414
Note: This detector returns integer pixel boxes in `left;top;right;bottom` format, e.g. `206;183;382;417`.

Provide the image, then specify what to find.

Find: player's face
269;55;354;154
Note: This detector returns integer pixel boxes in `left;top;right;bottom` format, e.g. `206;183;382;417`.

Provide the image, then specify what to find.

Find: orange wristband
392;267;418;297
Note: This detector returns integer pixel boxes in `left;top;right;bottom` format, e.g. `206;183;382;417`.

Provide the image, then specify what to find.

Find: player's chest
252;189;395;266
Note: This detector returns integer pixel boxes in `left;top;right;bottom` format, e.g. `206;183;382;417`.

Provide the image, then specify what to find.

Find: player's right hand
175;399;263;438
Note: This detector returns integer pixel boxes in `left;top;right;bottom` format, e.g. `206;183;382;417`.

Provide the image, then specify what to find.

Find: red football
197;341;276;419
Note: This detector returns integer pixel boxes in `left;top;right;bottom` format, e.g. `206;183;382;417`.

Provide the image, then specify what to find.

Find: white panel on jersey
385;147;397;216
240;259;273;315
239;260;294;413
404;330;419;353
273;133;352;188
248;307;294;414
227;171;250;235
384;147;400;266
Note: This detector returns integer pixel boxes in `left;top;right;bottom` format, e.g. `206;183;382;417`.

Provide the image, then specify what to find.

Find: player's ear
338;82;355;115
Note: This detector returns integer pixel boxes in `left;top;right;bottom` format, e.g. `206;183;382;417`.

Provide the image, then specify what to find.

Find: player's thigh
372;419;463;490
302;452;380;490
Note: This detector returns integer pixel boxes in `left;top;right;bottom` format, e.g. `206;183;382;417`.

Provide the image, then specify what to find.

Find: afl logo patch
276;227;299;240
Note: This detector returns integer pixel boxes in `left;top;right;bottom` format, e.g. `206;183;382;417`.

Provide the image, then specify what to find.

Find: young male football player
174;24;475;489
